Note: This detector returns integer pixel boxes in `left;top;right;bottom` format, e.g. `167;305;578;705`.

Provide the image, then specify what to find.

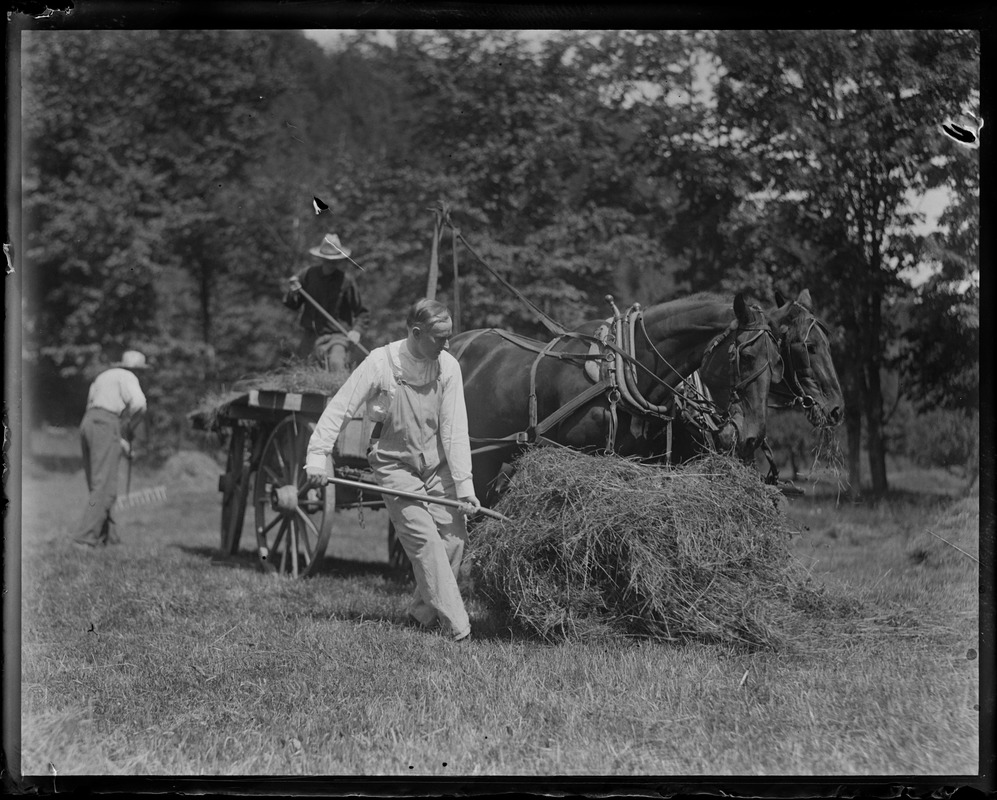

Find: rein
455;300;778;460
769;302;830;411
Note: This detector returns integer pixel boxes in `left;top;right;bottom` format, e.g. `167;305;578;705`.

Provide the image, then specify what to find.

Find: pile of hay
906;494;979;570
160;450;225;491
230;362;351;395
469;448;822;649
190;363;351;430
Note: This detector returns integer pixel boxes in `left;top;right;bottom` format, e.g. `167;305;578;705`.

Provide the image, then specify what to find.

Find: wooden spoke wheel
387;520;414;582
253;415;334;578
219;425;253;555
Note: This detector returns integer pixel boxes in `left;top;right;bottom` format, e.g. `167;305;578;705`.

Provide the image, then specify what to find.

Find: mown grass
16;455;983;781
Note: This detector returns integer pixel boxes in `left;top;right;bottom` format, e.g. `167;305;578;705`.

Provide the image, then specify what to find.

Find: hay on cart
469;447;831;650
190;363;351;429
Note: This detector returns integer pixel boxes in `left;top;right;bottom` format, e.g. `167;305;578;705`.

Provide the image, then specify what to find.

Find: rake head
115;486;168;510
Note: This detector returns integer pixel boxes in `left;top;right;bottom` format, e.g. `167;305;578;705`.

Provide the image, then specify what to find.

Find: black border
4;2;995;797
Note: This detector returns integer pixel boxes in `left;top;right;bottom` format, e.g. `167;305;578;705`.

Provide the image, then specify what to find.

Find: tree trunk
844;400;863;497
863;281;889;497
840;362;863;497
864;364;889;497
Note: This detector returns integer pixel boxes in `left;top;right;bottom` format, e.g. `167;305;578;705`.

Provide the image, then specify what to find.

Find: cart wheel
387;520;414;582
253;415;333;578
220;425;252;555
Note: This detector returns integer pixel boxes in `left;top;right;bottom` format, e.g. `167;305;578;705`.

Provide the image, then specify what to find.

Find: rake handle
325;475;510;523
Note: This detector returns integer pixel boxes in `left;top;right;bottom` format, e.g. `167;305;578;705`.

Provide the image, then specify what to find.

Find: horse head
768;289;844;428
696;293;784;461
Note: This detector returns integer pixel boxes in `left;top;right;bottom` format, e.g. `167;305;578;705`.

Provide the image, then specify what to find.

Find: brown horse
766;289;844;428
451;292;784;504
670;289;844;466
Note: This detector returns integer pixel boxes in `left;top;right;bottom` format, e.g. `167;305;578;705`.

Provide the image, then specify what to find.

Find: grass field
12;448;986;786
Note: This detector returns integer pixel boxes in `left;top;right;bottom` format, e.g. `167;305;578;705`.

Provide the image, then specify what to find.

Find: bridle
643;309;783;443
699;315;784;426
772;302;831;411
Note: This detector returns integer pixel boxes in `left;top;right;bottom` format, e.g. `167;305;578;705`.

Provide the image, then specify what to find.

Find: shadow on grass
177;544;411;582
177;545;525;643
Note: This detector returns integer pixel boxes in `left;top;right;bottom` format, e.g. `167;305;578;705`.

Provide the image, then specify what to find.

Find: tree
709;29;979;496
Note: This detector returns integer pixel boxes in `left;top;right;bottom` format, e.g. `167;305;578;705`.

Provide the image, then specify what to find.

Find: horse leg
471;450;517;509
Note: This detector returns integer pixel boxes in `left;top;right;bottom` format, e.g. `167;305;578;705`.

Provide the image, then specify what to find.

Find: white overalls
306;340;473;639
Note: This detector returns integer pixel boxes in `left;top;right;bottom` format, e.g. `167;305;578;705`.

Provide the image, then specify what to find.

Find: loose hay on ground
906;494;979;569
469;448;830;650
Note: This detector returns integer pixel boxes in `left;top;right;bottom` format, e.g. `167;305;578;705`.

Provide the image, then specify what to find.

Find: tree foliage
20;29;979;481
706;29;979;495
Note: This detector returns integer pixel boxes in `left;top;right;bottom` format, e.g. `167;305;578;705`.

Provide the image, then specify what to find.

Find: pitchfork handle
325;475;510;523
294;284;371;356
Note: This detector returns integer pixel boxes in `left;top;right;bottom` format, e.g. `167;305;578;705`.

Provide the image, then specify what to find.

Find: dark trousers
76;408;122;546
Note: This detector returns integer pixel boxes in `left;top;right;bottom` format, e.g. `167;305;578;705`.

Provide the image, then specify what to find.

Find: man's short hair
406;298;451;329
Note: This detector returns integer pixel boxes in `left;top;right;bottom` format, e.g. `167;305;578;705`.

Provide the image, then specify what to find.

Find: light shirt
306;339;474;497
86;368;147;417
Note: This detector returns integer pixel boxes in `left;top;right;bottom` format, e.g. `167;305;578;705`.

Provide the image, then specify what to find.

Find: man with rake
304;299;480;642
73;349;148;549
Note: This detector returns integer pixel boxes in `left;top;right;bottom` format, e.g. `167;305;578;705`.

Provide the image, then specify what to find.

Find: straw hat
113;350;148;370
309;233;351;261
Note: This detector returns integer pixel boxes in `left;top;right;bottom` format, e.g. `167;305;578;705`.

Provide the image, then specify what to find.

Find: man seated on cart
284;232;368;371
304;298;481;643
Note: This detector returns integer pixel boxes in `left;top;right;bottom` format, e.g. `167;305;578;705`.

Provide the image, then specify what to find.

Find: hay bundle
230;362;351;395
470;448;815;649
190;363;351;430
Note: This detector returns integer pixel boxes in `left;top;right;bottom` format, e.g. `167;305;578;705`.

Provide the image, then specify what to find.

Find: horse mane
638;290;771;340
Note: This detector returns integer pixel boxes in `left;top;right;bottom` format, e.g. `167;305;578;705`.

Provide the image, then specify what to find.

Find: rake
115;451;168;510
115;485;168;509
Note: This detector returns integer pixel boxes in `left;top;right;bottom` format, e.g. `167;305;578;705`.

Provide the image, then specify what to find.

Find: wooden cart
191;388;410;578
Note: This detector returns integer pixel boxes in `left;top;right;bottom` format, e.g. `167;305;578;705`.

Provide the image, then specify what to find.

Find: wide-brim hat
113;350;149;370
309;233;351;261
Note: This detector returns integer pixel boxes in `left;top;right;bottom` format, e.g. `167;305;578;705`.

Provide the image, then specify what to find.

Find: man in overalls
304;298;480;641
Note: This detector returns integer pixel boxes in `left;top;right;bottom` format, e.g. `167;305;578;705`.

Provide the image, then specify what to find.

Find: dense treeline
20;29;979;495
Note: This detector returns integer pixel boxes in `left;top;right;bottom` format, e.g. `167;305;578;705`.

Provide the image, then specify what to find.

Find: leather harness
451;300;738;461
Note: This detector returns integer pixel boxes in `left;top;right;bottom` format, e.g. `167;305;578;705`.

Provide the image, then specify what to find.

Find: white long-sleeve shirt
305;339;474;497
86;368;147;417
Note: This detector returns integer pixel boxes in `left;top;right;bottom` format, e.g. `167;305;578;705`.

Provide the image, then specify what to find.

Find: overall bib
367;348;471;639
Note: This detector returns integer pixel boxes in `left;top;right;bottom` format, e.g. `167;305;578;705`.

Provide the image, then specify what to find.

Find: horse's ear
774;289;787;307
796;289;813;310
734;292;750;324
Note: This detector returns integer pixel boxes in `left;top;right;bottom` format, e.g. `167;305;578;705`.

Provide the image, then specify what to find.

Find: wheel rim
253;415;334;577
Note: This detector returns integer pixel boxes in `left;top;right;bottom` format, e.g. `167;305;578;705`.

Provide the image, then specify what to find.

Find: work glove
304;466;328;490
457;495;481;516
